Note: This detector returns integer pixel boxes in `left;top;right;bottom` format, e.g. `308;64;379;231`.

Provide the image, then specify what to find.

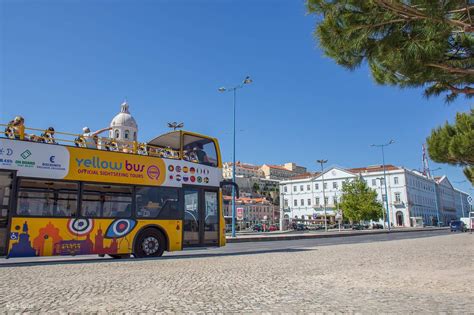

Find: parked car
352;224;366;230
450;220;466;232
268;225;278;232
296;223;308;231
252;224;263;232
372;223;383;229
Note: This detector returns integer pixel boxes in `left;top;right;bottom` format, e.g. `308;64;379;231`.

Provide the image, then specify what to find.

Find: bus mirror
220;180;239;199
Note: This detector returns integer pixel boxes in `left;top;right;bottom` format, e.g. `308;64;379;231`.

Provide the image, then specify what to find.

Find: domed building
109;101;138;142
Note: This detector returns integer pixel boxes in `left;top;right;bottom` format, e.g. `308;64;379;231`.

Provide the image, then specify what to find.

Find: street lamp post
219;76;252;238
371;140;394;231
376;177;387;228
317;159;328;232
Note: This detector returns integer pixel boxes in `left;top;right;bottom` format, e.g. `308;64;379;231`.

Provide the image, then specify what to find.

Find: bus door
0;170;15;256
183;186;219;247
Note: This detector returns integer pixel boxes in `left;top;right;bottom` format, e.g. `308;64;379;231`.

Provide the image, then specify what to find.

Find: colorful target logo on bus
105;219;136;239
67;218;94;236
147;165;161;180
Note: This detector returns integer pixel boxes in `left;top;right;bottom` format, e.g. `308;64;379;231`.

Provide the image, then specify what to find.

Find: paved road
1;229;450;266
0;231;472;313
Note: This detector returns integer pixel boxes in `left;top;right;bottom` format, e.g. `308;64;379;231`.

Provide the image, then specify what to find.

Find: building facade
223;196;279;226
279;165;470;229
260;163;307;180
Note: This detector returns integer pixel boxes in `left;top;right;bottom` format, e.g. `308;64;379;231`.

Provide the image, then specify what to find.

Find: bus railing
0;123;181;159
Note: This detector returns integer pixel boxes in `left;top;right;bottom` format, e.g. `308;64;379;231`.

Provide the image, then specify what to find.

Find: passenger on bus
5;116;25;139
82;126;112;149
193;143;210;164
41;127;57;144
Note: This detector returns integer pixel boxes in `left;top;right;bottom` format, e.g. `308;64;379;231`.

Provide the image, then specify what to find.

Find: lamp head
243;76;252;85
218;87;226;92
389;139;395;145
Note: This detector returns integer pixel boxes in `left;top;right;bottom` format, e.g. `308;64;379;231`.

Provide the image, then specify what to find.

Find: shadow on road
0;247;315;268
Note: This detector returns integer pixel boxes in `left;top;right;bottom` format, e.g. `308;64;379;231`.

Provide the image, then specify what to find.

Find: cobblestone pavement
1;233;473;313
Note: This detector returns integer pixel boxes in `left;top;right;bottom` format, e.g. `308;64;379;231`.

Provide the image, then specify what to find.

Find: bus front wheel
134;229;165;258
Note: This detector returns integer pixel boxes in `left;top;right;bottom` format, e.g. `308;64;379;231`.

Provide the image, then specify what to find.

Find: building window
124;130;130;139
333;182;338;189
315;197;320;205
324;197;328;205
284;186;287;193
307;184;310;191
315;183;319;190
372;179;376;186
382;194;387;202
333;196;338;205
301;199;304;206
114;129;119;139
133;132;137;141
284;199;288;207
394;177;399;185
323;183;327;189
300;185;304;191
293;186;297;192
294;199;297;206
307;199;311;206
395;192;401;203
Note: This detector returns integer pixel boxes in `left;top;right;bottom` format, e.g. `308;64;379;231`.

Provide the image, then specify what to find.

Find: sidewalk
226;227;448;243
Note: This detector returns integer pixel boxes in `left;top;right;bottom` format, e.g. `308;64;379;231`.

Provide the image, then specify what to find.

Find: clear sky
1;0;472;195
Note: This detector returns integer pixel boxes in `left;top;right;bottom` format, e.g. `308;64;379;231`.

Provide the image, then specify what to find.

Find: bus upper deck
0;118;236;259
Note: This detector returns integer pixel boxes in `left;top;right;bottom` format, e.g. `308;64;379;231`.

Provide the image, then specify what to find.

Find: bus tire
134;228;165;258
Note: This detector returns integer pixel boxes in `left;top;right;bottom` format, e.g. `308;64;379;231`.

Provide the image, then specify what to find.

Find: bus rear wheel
134;229;165;258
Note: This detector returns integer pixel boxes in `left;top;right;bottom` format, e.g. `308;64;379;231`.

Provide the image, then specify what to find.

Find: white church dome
109;101;138;141
110;101;138;128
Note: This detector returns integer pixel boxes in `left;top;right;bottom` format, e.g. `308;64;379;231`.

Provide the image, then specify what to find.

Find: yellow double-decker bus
0;120;236;259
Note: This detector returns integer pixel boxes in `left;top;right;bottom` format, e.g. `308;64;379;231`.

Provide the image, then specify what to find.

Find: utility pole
317;159;328;232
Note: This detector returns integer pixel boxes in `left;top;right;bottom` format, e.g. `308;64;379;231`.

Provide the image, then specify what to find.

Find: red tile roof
290;172;321;180
347;165;400;173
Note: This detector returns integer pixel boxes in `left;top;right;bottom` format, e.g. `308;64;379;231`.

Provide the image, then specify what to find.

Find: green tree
427;109;474;184
339;178;384;223
307;0;473;102
252;182;260;194
307;1;474;181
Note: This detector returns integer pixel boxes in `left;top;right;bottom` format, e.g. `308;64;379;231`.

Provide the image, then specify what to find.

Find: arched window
114;129;119;139
124;130;129;139
133;131;137;141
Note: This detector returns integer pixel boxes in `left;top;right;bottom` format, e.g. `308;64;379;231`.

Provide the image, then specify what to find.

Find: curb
225;227;449;243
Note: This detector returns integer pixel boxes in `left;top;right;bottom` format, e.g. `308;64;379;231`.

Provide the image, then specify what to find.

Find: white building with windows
109;101;138;142
279;165;470;229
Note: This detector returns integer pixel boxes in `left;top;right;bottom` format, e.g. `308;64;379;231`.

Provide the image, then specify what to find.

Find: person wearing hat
82;126;112;149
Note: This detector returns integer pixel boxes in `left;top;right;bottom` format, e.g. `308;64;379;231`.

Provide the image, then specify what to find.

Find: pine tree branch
353;18;409;30
446;84;474;95
426;63;474;75
374;0;474;32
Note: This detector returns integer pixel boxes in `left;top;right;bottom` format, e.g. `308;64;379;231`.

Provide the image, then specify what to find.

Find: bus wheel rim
142;236;159;255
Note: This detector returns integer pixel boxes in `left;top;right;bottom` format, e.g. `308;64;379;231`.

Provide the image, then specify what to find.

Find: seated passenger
5;116;25;139
41;127;57;144
192;143;210;164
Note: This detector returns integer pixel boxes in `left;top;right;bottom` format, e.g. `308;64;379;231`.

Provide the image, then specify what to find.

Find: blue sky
1;0;472;194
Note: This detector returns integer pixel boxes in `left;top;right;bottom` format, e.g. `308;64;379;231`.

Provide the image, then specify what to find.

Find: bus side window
135;186;179;220
17;179;78;217
81;184;132;218
183;135;218;167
